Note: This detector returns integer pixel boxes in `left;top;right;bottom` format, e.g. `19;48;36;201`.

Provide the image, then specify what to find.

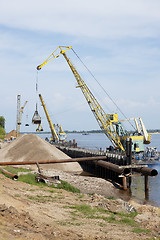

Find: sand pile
4;129;17;140
0;134;82;173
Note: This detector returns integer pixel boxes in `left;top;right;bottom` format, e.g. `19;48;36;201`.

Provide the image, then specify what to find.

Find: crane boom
39;94;59;142
62;52;124;151
37;46;124;151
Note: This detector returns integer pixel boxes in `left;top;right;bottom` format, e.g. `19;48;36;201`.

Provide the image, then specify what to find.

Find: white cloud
1;0;160;132
1;0;160;38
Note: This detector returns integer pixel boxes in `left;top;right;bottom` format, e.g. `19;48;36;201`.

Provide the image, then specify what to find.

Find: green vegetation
0;116;5;129
0;116;5;139
0;127;5;139
27;194;57;203
4;166;31;174
77;194;84;199
56;180;80;193
1;167;80;193
132;227;151;233
18;173;80;193
66;204;138;227
18;173;45;186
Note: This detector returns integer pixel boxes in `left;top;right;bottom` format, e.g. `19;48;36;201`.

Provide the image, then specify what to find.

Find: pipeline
95;160;131;175
0;168;18;180
0;156;107;166
133;167;158;176
0;156;131;176
0;157;157;177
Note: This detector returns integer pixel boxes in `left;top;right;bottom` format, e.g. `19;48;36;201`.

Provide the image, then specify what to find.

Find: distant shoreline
19;131;160;135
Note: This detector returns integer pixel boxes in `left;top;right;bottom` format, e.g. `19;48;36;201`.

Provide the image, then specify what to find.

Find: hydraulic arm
37;46;124;151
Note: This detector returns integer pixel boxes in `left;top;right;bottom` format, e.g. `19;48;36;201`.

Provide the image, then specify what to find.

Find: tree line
0;116;5;139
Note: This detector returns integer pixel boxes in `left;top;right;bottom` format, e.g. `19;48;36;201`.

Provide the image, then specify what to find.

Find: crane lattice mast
37;46;124;151
16;94;28;136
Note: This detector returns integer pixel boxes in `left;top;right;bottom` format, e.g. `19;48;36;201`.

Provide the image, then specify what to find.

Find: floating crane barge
34;45;158;196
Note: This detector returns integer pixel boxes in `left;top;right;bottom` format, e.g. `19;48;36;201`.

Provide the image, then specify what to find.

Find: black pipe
133;167;158;176
94;160;131;175
0;168;18;180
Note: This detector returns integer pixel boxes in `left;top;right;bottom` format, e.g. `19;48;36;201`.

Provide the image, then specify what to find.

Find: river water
37;132;160;207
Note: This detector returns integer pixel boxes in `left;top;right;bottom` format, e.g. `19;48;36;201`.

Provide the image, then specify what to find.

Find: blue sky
1;0;160;133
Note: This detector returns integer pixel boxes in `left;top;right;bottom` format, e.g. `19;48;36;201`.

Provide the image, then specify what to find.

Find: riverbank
0;134;160;239
0;169;160;240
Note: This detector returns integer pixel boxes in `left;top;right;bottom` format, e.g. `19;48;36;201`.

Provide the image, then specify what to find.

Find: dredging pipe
0;168;18;180
133;166;158;193
133;167;158;176
94;160;131;175
0;156;131;176
0;156;107;166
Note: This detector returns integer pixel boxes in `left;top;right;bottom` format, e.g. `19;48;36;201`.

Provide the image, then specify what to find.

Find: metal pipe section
133;167;158;176
0;168;18;180
94;160;131;175
0;156;108;166
126;138;132;165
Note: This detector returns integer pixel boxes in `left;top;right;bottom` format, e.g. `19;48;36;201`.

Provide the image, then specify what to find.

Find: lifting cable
71;48;137;132
36;71;39;110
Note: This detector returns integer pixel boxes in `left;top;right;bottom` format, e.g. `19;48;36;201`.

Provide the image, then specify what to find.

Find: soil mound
4;129;17;140
0;134;82;173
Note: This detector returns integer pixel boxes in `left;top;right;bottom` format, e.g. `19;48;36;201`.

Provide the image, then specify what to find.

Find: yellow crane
39;94;67;142
37;46;150;152
37;46;124;151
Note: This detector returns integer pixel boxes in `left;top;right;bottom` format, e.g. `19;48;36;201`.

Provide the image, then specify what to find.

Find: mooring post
144;175;149;191
126;138;132;165
122;176;127;190
144;175;149;200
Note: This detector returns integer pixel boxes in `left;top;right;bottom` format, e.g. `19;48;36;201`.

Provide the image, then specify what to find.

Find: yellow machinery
16;94;28;136
107;114;151;152
37;46;150;152
39;94;67;142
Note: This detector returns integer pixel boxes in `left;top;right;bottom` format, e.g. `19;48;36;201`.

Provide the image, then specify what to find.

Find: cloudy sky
1;0;160;133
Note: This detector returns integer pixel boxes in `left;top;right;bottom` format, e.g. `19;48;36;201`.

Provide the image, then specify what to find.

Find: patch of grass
132;228;151;233
58;220;83;226
4;166;31;174
14;194;21;198
77;194;84;199
27;188;36;192
67;204;140;228
55;180;80;193
104;214;116;223
0;166;31;180
47;189;55;194
17;173;80;193
69;204;97;217
117;211;138;218
119;218;136;226
27;194;56;203
99;222;106;227
70;210;81;218
18;173;46;187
